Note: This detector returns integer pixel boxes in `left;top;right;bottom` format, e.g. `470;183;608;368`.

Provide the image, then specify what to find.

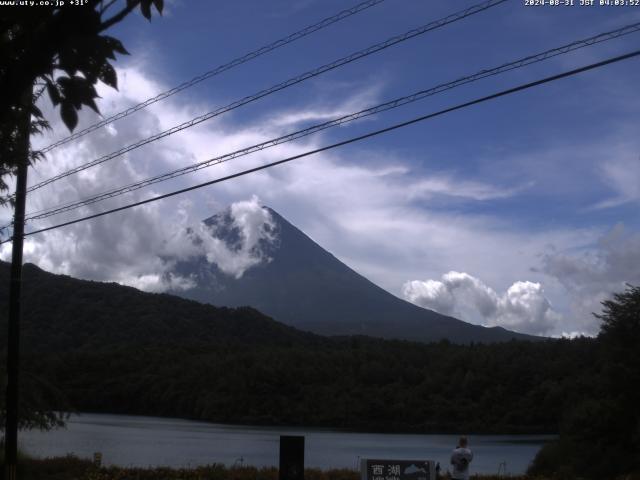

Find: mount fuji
169;206;538;343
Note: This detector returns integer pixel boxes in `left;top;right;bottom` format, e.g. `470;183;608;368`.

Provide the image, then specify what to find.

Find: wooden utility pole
4;87;31;480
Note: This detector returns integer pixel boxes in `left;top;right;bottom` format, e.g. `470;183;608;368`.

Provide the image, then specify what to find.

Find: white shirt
450;446;473;480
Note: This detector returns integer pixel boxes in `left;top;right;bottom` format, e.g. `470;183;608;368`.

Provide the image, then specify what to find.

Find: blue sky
2;0;639;336
108;0;640;230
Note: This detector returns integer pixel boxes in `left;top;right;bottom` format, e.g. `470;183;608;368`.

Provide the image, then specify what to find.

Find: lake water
20;413;553;476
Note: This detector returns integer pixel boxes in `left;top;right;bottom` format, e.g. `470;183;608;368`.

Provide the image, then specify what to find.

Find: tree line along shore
1;266;639;478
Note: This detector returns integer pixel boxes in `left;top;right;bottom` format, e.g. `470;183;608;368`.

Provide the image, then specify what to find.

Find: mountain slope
171;207;538;343
0;261;321;354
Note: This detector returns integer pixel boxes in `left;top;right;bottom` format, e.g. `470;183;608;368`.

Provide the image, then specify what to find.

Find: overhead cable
19;21;640;223
18;0;508;197
2;48;637;244
39;0;388;154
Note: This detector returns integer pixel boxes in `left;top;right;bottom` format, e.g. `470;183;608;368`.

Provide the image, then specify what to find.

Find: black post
4;88;31;480
279;435;304;480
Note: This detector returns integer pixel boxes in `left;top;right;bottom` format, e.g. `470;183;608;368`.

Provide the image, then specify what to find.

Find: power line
16;0;508;198
17;21;640;224
2;48;637;245
38;0;387;155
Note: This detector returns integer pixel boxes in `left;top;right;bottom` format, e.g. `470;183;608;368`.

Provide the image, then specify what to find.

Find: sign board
361;459;436;480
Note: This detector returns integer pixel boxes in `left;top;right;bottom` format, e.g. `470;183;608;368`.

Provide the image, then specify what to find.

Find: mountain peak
170;204;538;344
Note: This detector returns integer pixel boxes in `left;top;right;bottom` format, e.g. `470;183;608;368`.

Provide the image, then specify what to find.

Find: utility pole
4;86;31;480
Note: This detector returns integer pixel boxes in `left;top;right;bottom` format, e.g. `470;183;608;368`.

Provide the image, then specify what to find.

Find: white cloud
269;84;383;128
402;278;456;316
0;63;634;339
129;272;196;293
403;271;562;336
593;154;640;209
176;196;277;279
407;177;532;202
538;224;640;334
0;195;276;289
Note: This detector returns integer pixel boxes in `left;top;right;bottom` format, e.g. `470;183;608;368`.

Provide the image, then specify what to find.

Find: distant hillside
171;207;539;344
0;261;320;353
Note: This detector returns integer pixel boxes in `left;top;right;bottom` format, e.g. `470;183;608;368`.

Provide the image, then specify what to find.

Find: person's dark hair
459;436;468;448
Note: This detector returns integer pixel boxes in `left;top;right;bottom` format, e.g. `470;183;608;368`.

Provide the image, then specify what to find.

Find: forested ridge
2;262;638;477
25;337;596;434
0;261;599;435
0;262;318;352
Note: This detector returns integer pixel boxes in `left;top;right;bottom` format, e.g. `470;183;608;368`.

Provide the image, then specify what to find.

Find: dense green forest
22;337;596;434
1;263;638;477
528;286;640;478
0;262;596;434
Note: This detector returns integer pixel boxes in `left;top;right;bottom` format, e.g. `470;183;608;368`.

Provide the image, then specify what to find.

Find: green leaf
83;97;100;114
140;0;152;20
46;79;61;106
56;76;72;94
60;102;78;132
30;104;43;119
58;45;80;76
102;36;129;56
152;0;164;14
98;63;117;90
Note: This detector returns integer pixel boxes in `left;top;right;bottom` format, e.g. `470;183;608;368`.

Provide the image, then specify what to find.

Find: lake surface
20;413;553;475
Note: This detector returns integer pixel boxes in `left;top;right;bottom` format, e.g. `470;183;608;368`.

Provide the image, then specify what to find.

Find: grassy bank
3;456;639;480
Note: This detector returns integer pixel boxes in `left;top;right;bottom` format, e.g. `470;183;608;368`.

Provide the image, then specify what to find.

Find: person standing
450;436;473;480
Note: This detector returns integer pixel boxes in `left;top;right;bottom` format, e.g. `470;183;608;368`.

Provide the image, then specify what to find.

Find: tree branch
99;2;138;32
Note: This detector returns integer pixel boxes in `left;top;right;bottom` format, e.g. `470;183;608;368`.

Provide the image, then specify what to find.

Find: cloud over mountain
0;197;276;292
403;271;562;335
173;196;277;279
0;60;636;337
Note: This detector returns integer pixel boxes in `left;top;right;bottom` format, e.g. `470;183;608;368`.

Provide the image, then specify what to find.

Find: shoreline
59;410;561;437
20;412;552;476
